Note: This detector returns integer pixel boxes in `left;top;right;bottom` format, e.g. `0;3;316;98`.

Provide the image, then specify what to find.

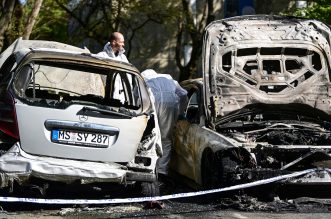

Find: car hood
203;15;331;123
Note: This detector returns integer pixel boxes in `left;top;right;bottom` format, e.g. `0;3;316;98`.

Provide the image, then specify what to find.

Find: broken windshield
13;61;142;110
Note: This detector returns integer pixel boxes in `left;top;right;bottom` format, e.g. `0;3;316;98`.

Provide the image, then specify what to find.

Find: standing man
141;69;188;179
97;32;129;63
97;32;129;102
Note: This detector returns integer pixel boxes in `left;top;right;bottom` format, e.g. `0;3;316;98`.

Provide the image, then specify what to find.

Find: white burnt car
0;38;161;196
171;15;331;189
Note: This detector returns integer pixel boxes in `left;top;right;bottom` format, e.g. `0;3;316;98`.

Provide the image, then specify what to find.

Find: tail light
0;92;19;140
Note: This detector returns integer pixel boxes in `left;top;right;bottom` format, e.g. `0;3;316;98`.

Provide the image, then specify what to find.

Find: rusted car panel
0;38;161;196
173;119;240;186
171;16;331;189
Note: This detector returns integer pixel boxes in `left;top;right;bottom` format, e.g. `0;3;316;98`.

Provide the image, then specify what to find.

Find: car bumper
0;143;156;188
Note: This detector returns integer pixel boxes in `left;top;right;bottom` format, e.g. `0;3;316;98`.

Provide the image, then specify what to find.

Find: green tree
1;0;66;51
0;0;17;51
22;0;43;39
1;0;218;81
29;0;68;42
289;0;331;25
175;0;219;82
53;0;178;55
48;0;216;81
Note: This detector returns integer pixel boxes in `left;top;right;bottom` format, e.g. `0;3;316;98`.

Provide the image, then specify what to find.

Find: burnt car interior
215;103;331;169
179;82;331;187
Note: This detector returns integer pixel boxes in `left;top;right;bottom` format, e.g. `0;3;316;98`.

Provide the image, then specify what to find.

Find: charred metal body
171;15;331;190
0;38;162;197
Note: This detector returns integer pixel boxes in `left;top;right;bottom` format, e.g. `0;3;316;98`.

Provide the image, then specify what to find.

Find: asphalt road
1;198;330;219
0;177;330;218
0;186;330;218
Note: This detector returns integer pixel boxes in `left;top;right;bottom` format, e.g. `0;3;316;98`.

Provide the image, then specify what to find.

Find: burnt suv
171;15;331;189
0;38;161;196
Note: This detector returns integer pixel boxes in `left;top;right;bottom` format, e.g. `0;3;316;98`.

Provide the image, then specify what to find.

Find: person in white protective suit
97;32;130;103
141;69;188;177
97;32;129;62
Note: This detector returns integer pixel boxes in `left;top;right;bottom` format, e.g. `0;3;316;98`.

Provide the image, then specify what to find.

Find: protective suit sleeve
174;81;188;115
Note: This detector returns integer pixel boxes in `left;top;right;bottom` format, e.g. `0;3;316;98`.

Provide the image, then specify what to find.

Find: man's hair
109;32;122;42
109;33;116;41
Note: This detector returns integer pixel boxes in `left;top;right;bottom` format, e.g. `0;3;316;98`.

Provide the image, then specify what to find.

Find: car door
172;88;202;182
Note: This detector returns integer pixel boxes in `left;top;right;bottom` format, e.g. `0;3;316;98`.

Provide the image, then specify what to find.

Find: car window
185;90;200;124
34;64;105;97
12;65;31;96
111;72;137;105
12;61;142;110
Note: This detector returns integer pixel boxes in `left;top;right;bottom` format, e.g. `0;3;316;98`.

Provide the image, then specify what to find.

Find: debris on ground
143;201;165;209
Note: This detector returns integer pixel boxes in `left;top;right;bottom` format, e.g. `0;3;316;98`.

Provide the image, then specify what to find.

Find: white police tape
0;168;321;204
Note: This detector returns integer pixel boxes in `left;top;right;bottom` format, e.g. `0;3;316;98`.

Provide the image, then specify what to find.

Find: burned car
171;15;331;189
0;38;161;196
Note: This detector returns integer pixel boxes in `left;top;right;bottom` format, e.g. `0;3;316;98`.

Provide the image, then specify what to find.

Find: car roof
0;38;139;74
0;38;89;67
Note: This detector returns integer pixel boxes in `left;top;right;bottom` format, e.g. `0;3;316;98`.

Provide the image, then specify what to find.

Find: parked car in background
171;15;331;189
0;38;161;197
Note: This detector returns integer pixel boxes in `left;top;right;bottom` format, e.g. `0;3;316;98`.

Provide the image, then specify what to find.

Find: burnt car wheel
141;181;160;197
201;149;220;189
219;155;238;186
202;149;238;189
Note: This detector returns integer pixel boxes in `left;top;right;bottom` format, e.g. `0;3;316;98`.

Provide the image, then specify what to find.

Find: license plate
51;130;110;148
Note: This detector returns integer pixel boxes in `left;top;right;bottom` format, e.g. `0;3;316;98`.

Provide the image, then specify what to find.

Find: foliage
55;0;179;54
288;0;331;25
2;0;68;49
0;0;17;50
176;0;216;81
30;0;68;42
0;0;208;81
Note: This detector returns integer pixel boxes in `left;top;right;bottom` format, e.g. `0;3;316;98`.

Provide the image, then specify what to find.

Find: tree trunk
175;0;217;82
22;0;43;40
0;0;16;51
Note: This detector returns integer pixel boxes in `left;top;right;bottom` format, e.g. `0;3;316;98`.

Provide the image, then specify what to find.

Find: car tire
201;149;220;189
141;181;160;197
219;155;238;187
201;149;238;189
